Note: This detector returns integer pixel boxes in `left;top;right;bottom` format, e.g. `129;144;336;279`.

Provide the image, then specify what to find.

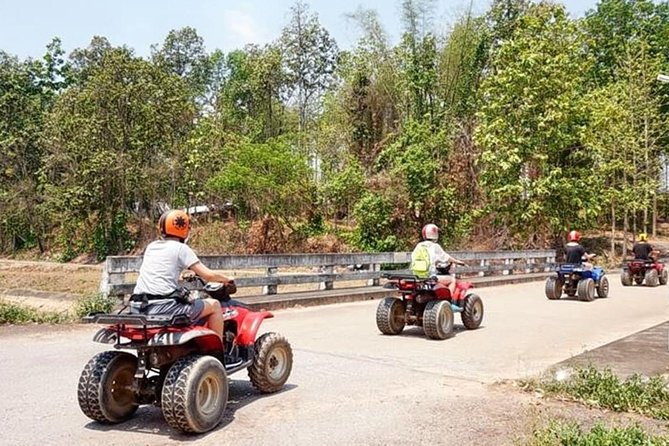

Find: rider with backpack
410;223;466;296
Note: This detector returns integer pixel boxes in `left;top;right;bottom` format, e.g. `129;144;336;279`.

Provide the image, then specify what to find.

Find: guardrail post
503;258;510;275
545;256;552;272
320;265;333;290
526;258;533;274
99;257;110;297
263;267;278;295
367;263;380;286
479;259;486;277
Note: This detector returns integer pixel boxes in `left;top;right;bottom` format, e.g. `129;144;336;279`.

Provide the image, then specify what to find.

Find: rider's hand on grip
224;280;237;296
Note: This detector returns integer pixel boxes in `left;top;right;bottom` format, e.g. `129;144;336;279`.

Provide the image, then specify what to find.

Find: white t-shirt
411;240;452;276
133;239;200;296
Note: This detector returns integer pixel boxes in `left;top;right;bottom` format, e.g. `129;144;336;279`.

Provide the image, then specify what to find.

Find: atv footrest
83;313;191;326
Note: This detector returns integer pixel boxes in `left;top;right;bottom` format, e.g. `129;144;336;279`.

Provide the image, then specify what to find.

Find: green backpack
411;243;432;278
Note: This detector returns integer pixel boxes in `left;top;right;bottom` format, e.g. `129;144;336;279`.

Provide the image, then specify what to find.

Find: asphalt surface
0;274;667;446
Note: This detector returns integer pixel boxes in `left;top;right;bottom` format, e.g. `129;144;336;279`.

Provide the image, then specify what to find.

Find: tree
584;0;669;84
476;2;595;246
218;45;285;141
151;27;214;105
206;138;315;224
280;1;339;133
0;39;68;253
42;47;195;259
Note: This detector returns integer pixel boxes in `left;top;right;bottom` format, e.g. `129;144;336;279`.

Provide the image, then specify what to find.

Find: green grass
521;366;669;420
0;292;117;324
74;293;117;319
528;421;669;446
0;299;71;324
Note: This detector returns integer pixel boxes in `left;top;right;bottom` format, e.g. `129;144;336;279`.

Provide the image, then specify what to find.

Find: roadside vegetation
527;421;669;446
0;299;70;324
521;366;669;420
2;0;669;261
0;293;117;324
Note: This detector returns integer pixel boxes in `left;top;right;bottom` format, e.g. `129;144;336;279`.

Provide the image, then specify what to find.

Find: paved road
1;275;667;446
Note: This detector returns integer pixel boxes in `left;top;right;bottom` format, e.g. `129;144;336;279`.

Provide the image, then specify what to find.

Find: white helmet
421;223;439;241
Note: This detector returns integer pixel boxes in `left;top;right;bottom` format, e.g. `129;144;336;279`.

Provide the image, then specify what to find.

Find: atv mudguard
236;310;274;346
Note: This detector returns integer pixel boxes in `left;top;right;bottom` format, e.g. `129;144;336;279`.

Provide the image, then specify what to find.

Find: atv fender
92;327;117;344
237;311;274;346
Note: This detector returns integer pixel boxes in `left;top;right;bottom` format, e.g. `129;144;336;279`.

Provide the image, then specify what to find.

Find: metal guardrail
100;250;557;297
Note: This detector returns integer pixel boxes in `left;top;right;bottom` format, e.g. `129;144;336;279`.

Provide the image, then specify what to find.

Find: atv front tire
620;270;632;286
77;351;139;424
162;355;228;434
248;332;293;394
423;300;454;340
376;297;406;335
577;278;595;302
461;294;484;329
545;276;562;300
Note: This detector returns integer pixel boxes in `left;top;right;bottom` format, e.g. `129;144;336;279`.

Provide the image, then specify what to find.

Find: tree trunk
653;192;657;237
611;202;616;258
623;211;628;258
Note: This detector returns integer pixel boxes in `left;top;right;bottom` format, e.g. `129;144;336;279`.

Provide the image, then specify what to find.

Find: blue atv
545;263;609;302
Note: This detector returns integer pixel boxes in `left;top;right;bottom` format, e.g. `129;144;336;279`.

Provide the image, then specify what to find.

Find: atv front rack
83;313;191;327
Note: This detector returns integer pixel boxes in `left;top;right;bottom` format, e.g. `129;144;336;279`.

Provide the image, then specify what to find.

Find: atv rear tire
78;351;139;424
577;278;595;302
423;300;454;340
645;269;659;287
660;269;669;286
544;276;562;300
376;297;406;335
461;294;484;330
620;270;632;286
596;276;609;298
248;332;293;394
162;355;228;434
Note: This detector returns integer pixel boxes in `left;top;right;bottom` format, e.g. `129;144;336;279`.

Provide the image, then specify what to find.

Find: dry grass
0;260;102;295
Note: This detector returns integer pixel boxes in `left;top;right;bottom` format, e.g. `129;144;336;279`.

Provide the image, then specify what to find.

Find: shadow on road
83;378;298;440
392;324;485;339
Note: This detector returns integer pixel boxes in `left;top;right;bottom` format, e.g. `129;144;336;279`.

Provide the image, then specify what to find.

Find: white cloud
222;9;268;47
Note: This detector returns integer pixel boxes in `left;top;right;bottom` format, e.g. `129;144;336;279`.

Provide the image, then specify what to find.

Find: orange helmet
567;230;581;242
159;210;191;242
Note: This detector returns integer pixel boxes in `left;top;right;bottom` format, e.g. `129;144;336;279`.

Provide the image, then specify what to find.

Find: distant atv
376;263;483;340
545;259;609;302
621;258;668;287
78;277;293;434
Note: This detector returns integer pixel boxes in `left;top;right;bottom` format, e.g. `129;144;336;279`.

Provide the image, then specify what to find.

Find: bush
351;192;399;252
0;299;71;324
529;421;669;446
74;293;117;319
522;366;669;419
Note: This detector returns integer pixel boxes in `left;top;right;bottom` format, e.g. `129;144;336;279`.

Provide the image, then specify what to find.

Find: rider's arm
437;245;465;266
189;262;232;284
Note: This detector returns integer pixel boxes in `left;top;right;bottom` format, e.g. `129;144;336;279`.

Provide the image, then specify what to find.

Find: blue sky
0;0;599;60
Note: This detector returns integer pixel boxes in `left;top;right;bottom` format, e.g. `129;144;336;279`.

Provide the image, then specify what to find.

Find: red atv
621;258;668;287
77;278;293;434
376;263;484;340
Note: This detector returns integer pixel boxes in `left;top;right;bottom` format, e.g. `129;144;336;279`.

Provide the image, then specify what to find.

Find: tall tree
476;2;595;246
42;47;195;259
151;27;213;105
280;1;338;133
